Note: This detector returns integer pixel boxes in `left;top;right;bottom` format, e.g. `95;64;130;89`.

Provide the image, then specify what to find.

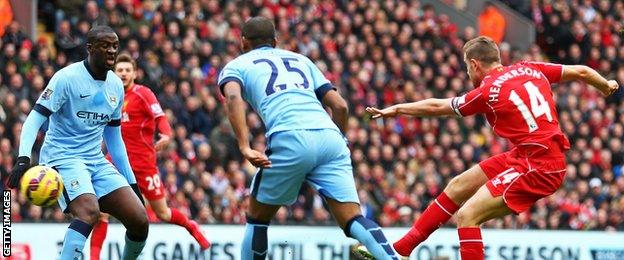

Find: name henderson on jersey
488;67;545;102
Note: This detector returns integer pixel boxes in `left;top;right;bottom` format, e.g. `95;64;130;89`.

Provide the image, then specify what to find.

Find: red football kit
117;84;172;200
451;61;570;213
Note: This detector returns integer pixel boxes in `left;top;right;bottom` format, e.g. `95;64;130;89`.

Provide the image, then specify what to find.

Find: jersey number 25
254;58;309;96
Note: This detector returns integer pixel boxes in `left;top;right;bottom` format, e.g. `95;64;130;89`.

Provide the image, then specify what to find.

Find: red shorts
479;144;566;213
135;170;166;200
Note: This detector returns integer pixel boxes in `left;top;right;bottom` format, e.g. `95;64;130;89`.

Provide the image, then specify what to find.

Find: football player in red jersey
365;36;619;259
90;54;210;260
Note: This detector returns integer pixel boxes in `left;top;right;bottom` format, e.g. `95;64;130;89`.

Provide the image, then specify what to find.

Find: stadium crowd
1;0;623;232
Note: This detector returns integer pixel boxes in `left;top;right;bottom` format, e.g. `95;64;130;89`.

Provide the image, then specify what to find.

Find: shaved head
242;17;275;41
87;25;116;44
241;17;276;51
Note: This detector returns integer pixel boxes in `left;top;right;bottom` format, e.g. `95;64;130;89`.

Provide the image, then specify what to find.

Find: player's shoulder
278;48;310;61
56;61;84;78
513;60;558;69
134;84;157;96
107;70;123;85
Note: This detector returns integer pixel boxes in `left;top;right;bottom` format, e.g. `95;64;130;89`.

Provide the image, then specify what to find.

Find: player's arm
366;98;455;119
7;110;48;188
103;123;145;204
8;72;67;188
561;65;619;96
154;115;173;151
103;92;136;184
103;124;136;184
305;56;349;132
222;81;271;168
143;89;173;151
320;89;348;133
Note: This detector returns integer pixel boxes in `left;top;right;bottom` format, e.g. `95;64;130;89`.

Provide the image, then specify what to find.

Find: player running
218;17;400;260
89;54;211;260
364;36;619;259
7;26;149;260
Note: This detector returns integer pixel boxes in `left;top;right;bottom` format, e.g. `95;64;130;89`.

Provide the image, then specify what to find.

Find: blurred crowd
1;0;623;231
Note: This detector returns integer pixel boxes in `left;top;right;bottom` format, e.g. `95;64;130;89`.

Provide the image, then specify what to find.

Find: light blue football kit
218;45;358;205
32;60;130;212
219;45;398;260
17;59;141;260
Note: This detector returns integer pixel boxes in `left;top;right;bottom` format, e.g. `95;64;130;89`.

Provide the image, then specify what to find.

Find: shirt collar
254;44;273;50
83;59;107;81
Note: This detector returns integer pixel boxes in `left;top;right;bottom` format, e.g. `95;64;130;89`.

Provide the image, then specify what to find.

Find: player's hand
241;147;272;168
8;156;30;189
603;80;619;96
366;106;398;119
154;133;171;151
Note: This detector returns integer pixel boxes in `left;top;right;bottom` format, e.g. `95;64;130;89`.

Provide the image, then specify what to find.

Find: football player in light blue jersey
7;26;148;260
219;17;399;260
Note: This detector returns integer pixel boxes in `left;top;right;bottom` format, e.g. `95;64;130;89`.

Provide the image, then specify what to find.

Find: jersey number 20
509;81;553;133
254;58;309;96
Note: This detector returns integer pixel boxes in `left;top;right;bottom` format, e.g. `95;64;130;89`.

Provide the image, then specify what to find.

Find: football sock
168;208;189;227
60;219;92;260
90;219;108;260
458;227;484;260
168;208;210;249
122;231;147;260
345;215;398;260
394;192;459;256
241;218;269;260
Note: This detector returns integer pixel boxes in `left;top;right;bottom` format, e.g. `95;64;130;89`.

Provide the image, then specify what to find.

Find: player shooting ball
363;36;619;259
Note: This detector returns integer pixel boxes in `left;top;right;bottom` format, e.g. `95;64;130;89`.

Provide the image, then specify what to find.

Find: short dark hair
242;17;275;47
115;53;136;70
463;36;501;64
87;25;116;44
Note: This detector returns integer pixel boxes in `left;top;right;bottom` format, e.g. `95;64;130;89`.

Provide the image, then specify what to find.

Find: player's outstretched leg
60;194;100;260
394;165;488;257
90;214;110;260
455;185;512;260
241;197;280;260
325;199;398;260
149;197;211;250
100;187;149;260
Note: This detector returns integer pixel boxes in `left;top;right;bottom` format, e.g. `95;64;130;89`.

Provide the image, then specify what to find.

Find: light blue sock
59;219;92;260
241;218;269;260
346;215;398;260
122;232;147;260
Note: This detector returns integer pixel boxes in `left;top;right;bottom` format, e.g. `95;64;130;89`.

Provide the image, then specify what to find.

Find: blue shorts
251;129;359;205
43;158;129;213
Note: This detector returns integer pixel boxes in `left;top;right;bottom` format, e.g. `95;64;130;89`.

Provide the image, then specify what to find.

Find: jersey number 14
509;81;553;133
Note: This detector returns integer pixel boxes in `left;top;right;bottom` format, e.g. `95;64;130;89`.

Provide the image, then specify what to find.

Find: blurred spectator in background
478;2;506;43
0;0;14;37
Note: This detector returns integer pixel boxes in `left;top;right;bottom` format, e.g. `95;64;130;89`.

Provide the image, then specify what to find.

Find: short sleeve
35;72;68;116
217;62;244;95
526;61;563;84
141;88;165;118
303;57;334;100
450;87;488;117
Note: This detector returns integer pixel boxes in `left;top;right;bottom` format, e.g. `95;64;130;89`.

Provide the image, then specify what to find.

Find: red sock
393;192;460;256
169;208;211;250
90;220;108;260
169;208;190;228
458;227;484;260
